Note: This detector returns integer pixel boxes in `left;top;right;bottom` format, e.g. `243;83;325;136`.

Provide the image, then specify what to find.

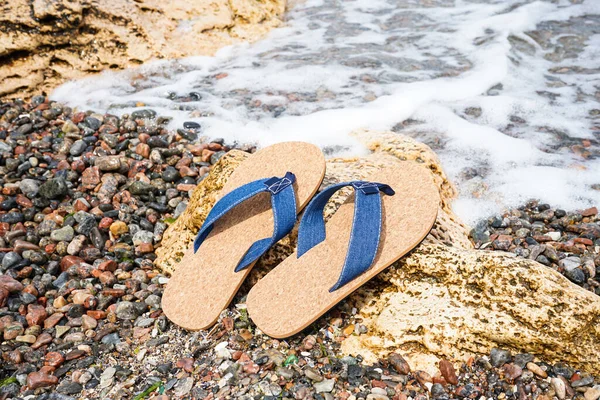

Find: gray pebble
2;251;22;270
39;178;68;199
116;301;140;320
51;225;75;242
70;140;87;156
19;179;40;197
314;378;335;393
490;348;512;367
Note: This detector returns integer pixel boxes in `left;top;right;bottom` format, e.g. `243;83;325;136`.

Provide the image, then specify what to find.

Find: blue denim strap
193;172;297;272
297;181;395;292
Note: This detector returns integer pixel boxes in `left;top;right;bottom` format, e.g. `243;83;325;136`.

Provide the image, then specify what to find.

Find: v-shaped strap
297;181;395;291
193;172;297;272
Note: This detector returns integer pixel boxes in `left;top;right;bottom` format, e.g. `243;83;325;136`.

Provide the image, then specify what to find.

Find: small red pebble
14;146;26;155
86;310;107;320
133;327;151;340
371;380;387;388
65;349;86;361
176;357;195;373
44;352;65;368
83;296;98;309
22;284;38;297
107;304;118;314
0;275;24;292
44;313;64;329
26;304;47;326
81;167;101;190
581;207;598;217
98;217;113;229
26;370;58;389
16;194;33;208
2;186;19;195
31;332;52;350
175;157;192;169
60;255;84;271
98;259;117;272
415;370;432;385
207;143;222;151
439;359;459;385
3;349;22;364
102;288;125;297
136;143;150;158
222;317;234;332
179;166;198;177
201;149;215;162
56;160;71;170
16;267;33;279
71;159;86;173
73;198;89;211
98;271;116;285
177;184;196;192
136;243;154;254
0;222;9;236
187;144;206;156
72;112;86;123
574;237;593;246
34;103;49;111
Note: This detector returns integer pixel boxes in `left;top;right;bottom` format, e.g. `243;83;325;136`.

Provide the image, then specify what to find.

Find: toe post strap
297;180;395;291
193;171;298;272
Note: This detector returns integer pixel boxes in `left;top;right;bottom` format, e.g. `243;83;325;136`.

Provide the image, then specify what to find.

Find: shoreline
1;96;599;399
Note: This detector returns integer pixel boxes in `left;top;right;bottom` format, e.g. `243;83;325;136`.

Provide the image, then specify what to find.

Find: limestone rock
0;0;286;98
155;129;600;373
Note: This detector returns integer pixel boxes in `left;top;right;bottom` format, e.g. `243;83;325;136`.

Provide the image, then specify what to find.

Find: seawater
52;0;600;225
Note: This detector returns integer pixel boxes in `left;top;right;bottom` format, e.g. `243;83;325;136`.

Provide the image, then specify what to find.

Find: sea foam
51;0;600;225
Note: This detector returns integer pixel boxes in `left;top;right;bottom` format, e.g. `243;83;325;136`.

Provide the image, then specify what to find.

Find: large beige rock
156;130;600;373
0;0;285;98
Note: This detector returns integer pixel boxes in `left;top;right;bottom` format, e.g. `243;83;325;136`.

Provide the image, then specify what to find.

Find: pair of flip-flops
162;142;439;338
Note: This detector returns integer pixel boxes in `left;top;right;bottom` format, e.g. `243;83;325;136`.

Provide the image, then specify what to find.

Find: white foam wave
51;0;600;225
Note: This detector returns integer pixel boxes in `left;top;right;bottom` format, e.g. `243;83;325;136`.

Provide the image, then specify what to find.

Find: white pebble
551;377;565;400
547;231;561;241
136;348;147;361
158;277;170;284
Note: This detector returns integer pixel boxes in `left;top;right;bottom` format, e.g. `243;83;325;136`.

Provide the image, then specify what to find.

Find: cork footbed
246;163;439;338
162;142;326;331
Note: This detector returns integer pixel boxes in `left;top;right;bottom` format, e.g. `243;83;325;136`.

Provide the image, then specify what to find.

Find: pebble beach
0;97;600;399
2;0;600;398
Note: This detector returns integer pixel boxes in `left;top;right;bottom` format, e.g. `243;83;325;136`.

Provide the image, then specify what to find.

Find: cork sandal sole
162;142;326;331
246;163;439;338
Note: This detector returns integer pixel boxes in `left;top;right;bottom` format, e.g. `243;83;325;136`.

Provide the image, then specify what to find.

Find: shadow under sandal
247;164;439;338
162;142;326;331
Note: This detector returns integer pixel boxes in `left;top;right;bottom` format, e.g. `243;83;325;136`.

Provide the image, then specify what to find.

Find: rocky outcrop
156;130;600;373
0;0;285;98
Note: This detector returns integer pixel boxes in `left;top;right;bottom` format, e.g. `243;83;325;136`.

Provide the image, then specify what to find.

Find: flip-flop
162;142;325;331
246;163;439;338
